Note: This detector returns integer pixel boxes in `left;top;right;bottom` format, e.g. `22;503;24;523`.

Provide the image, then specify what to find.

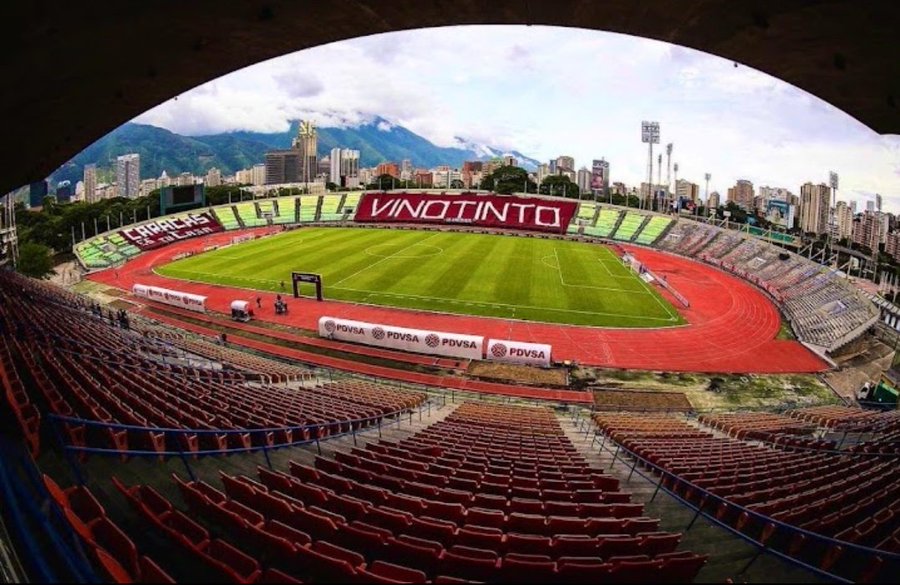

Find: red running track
89;228;828;374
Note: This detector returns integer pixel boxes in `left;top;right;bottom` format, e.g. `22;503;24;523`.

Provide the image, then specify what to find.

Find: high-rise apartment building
799;182;831;234
265;151;300;184
833;201;854;241
251;164;266;186
866;200;875;213
675;179;700;203
556;156;575;172
84;164;97;203
853;211;887;252
116;153;140;198
400;159;413;180
376;162;400;178
205;167;221;187
590;159;610;198
502;155;517;167
330;148;360;188
726;179;754;210
576;168;591;195
292;120;318;184
885;231;900;262
707;191;721;210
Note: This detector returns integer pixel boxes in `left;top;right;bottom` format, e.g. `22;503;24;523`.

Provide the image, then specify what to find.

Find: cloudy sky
136;25;900;211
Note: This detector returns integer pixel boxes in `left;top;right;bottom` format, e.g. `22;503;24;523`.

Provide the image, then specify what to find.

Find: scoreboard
160;184;205;214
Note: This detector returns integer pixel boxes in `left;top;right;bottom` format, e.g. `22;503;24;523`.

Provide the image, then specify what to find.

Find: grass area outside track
156;227;685;328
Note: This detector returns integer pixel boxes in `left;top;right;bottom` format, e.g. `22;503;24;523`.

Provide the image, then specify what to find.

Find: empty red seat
466;508;506;530
552;535;598;558
505;533;552;556
360;560;428;584
438;545;500;582
260;567;303;583
92;517;139;576
383;535;444;574
455;525;504;552
557;558;612;584
202;538;261;583
267;519;312;548
139;555;175;583
498;553;557;583
407;516;456;545
656;551;709;582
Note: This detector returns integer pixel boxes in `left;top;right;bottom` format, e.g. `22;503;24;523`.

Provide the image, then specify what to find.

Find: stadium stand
0;271;427;457
319;195;344;222
299;195;319;222
634;216;673;245
592;412;900;582
610;212;645;241
584;208;621;238
255;199;297;225
89;402;705;583
234;202;268;228
212;205;242;230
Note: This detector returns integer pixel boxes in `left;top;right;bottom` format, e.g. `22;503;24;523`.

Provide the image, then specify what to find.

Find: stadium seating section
592;412;900;582
610;212;646;241
0;271;426;457
235;202;268;228
40;402;704;583
213;206;242;230
584;208;621;238
299;195;320;222
319;195;344;222
633;216;673;245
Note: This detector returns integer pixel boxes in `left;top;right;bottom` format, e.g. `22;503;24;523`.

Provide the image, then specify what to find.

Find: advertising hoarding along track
133;283;207;312
319;316;483;360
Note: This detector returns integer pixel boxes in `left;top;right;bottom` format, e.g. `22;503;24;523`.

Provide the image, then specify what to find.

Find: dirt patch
108;299;138;310
592;388;693;412
467;362;568;386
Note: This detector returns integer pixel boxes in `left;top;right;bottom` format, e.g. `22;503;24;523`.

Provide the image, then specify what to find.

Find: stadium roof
1;0;898;195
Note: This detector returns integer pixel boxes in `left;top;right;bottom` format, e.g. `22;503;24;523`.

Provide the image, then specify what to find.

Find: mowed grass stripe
156;227;685;328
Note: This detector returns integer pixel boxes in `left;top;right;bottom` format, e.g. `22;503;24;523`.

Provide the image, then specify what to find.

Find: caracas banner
486;339;552;367
119;212;224;250
354;193;578;234
318;316;483;360
133;284;207;313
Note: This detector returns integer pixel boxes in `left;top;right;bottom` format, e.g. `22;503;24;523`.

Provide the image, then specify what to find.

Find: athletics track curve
89;227;828;374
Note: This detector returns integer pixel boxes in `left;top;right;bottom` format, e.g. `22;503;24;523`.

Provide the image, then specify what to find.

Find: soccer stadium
2;5;900;585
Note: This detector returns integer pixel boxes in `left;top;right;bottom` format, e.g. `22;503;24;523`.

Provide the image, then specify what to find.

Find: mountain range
50;118;541;188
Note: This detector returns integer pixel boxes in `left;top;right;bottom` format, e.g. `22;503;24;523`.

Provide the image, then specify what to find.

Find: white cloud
132;25;900;212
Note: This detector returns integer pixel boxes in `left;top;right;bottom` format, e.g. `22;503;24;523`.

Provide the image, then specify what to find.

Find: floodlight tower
829;171;839;268
657;154;662;211
666;143;673;205
704;172;711;217
673;162;679;214
641;122;659;210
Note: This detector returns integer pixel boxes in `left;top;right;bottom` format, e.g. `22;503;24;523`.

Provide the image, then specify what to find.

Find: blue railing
572;413;899;583
47;396;440;484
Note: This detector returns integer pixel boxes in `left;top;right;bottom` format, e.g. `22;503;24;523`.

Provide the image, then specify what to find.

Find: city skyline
133;25;899;213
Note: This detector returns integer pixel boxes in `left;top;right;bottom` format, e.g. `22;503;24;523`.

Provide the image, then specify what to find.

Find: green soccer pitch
156;227;685;328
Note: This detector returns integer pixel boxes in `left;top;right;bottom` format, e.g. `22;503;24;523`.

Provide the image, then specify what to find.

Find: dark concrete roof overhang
1;0;898;195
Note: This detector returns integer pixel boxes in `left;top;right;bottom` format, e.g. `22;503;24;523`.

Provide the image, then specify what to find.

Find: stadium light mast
666;143;673;206
673;163;679;214
829;171;839;268
657;154;662;212
641;121;659;211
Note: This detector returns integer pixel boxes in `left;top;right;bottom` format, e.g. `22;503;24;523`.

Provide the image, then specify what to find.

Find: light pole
829;171;839;268
666;143;673;207
704;173;711;217
641;121;659;211
673;163;679;214
657;154;662;212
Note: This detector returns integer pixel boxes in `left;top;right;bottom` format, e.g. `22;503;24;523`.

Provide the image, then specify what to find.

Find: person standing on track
256;296;262;309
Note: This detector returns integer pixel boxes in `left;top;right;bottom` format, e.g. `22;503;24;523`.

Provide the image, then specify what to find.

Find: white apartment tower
84;164;97;203
116;154;140;198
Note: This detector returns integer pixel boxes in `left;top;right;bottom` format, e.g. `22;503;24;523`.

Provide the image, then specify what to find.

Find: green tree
367;174;397;191
450;179;464;189
16;242;55;279
480;165;536;195
539;175;579;198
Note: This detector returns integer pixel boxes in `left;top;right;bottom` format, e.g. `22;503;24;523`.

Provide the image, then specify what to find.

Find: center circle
364;243;444;259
